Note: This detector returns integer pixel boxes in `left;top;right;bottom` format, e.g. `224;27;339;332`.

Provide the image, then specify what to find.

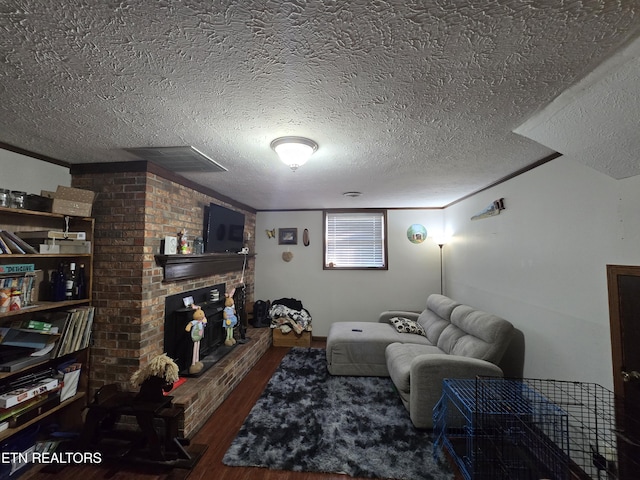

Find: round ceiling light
270;136;318;172
342;191;362;197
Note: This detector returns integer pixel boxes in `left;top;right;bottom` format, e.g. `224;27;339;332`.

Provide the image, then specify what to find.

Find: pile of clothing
269;298;312;334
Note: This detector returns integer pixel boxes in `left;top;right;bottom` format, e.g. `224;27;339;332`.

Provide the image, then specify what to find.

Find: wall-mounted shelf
155;253;254;281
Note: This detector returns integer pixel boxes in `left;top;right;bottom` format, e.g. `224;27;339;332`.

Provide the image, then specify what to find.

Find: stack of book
0;268;40;309
0;230;39;255
0;369;61;429
12;230;90;254
51;306;95;358
0;306;95;372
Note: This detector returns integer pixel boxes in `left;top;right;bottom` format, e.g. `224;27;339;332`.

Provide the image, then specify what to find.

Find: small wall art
406;224;427;244
278;228;298;245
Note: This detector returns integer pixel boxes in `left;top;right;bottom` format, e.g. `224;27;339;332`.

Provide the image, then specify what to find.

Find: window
324;210;387;270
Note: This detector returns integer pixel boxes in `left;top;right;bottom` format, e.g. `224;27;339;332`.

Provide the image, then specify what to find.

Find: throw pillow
389;317;426;337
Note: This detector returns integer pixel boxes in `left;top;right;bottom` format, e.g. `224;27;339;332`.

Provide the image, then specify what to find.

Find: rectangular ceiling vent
124;146;228;173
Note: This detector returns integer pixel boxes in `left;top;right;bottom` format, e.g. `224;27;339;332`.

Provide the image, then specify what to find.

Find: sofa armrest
378;310;420;324
408;354;503;428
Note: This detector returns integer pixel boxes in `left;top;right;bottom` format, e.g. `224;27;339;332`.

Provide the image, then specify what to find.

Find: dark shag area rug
223;347;453;480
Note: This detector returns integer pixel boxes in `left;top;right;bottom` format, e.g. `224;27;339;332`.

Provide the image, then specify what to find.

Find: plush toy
130;353;180;402
185;306;207;374
223;288;237;346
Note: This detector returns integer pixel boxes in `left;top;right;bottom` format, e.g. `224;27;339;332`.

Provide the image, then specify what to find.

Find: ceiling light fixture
343;191;362;197
270;136;318;172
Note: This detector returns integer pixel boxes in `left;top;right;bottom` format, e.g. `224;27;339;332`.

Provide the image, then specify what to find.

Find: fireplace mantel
155;253;254;281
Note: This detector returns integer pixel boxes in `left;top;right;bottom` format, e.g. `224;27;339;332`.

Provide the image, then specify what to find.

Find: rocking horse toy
80;353;191;463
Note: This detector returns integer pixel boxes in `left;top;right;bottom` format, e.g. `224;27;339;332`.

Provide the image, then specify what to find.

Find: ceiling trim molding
443;152;563;209
257;206;445;212
0;141;70;168
71;161;256;214
257;152;562;213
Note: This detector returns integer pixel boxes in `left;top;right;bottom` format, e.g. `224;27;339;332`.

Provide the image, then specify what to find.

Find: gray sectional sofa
325;294;515;428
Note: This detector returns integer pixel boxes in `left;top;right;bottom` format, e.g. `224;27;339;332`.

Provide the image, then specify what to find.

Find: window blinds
325;211;386;268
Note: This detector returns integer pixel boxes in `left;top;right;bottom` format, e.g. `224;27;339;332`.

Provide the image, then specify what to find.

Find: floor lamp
433;235;448;295
438;242;444;295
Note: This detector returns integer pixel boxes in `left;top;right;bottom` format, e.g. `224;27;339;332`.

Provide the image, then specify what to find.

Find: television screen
204;203;245;253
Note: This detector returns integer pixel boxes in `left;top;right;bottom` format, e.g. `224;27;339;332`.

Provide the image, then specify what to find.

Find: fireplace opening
164;283;236;376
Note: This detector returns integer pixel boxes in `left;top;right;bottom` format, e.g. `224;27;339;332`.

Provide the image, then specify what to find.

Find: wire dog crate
433;378;570;480
434;377;637;480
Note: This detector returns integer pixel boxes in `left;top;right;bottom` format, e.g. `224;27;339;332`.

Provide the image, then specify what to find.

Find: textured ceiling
1;1;639;210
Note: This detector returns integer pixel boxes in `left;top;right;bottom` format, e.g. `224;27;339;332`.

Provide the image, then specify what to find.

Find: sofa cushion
326;321;433;376
445;305;514;363
385;342;445;394
389;317;426;337
417;294;460;344
436;324;467;354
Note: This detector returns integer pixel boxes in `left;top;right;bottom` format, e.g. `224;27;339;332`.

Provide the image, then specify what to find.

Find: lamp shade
432;234;451;247
271;136;318;171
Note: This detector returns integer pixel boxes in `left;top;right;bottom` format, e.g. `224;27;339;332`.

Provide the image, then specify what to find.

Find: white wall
254;209;444;336
444;156;640;390
0;149;70;194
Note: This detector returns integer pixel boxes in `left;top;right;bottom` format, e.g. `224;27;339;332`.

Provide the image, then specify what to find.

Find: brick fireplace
71;161;262;436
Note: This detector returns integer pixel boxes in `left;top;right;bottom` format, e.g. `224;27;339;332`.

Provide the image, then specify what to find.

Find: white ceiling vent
124;146;228;173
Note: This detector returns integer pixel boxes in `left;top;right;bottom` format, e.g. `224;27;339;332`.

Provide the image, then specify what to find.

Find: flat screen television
204;203;245;253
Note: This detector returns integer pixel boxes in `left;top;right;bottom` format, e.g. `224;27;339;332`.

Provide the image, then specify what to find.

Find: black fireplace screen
163;284;226;374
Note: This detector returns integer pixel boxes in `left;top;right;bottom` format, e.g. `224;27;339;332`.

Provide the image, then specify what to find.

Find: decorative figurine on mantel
178;228;189;254
223;288;238;346
185;306;207;374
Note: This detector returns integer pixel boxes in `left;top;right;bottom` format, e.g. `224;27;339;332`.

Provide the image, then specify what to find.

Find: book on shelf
0;344;34;364
25;320;52;332
0;270;41;308
0;234;11;254
55;306;94;357
0;327;60;350
0;263;35;275
0;230;38;254
80;306;95;350
50;311;73;359
0;391;52;422
59;309;80;357
5;393;60;428
40;240;91;254
14;230;87;241
0;376;59;409
0;231;25;254
0;353;49;373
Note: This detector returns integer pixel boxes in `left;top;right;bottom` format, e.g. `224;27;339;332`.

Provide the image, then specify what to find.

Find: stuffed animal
185;306;207;374
130;353;180;402
223;288;237;346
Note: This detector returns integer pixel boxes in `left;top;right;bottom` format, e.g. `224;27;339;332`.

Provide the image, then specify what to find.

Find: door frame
606;264;640;399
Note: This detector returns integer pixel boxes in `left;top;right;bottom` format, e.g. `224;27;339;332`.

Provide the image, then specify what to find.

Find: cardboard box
51;186;95;217
272;328;311;347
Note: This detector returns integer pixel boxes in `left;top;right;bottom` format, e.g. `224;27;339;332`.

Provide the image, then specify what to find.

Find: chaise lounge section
326;294;514;428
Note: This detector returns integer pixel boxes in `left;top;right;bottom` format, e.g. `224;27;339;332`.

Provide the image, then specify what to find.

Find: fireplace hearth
164;284;235;376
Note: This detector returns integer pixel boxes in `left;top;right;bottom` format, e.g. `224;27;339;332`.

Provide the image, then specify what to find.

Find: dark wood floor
22;340;375;480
